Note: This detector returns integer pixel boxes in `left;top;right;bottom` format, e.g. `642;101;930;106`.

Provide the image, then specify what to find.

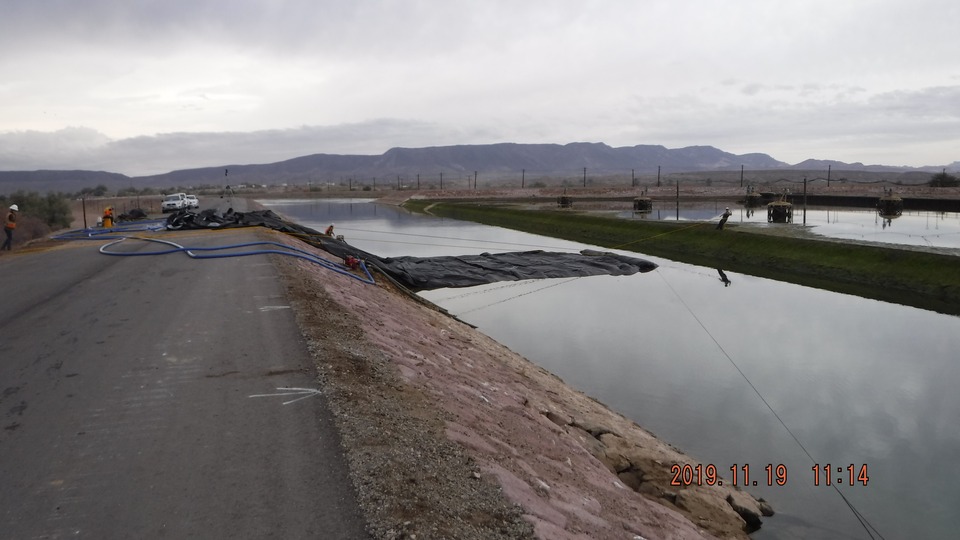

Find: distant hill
133;143;789;189
0;142;949;193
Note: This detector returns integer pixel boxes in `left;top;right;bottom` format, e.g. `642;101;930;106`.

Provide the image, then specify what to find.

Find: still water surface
261;198;960;539
616;201;960;250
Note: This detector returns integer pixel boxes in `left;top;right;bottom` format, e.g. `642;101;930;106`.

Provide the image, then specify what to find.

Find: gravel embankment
269;227;772;540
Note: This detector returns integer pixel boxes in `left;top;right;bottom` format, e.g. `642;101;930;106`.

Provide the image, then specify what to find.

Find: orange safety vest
4;211;15;230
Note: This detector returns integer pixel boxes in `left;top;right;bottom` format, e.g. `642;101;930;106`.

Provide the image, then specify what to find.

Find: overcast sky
2;0;958;176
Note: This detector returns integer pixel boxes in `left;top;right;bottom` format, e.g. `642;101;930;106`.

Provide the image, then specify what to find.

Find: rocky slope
270;228;773;540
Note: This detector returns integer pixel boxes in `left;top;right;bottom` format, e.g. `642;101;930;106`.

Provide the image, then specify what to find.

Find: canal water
614;201;960;251
260;198;960;540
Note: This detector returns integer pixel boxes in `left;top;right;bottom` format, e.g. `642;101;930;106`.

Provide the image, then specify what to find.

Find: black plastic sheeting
165;209;657;290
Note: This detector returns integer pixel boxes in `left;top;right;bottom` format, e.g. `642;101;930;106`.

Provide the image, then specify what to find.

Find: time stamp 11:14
670;464;870;487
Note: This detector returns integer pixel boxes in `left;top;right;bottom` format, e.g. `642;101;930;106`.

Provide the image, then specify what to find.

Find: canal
261;197;960;540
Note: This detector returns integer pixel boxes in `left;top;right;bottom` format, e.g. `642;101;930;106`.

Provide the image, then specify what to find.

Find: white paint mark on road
258;305;291;312
248;387;322;405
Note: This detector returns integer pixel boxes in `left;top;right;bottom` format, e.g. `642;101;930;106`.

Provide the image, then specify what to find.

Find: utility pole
521;169;525;189
397;175;401;190
803;177;808;225
740;165;744;188
827;164;831;187
583;167;587;187
675;179;680;220
632;169;635;187
440;172;443;190
474;171;478;190
417;174;420;190
657;165;661;188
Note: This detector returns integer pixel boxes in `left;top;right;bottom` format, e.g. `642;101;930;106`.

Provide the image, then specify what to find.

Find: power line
455;277;581;316
656;269;885;540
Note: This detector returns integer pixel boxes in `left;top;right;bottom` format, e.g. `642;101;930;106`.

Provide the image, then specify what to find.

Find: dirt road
0;222;367;538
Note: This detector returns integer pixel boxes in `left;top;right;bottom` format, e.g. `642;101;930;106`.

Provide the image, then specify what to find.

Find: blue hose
51;220;167;241
54;225;376;285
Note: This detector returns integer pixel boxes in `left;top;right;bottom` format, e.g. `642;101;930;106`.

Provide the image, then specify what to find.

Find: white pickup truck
161;193;187;213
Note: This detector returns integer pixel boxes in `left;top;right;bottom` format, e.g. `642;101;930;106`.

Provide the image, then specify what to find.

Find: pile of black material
117;208;148;221
165;209;658;291
165;208;322;234
322;238;657;290
165;208;242;229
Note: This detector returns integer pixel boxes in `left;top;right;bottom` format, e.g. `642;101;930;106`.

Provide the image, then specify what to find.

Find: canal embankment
266;221;775;539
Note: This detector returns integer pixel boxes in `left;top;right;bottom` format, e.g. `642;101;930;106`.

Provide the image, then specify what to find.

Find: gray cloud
0;120;488;175
2;0;959;173
3;81;958;175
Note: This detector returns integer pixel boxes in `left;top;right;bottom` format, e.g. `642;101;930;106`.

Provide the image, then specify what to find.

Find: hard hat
9;204;18;211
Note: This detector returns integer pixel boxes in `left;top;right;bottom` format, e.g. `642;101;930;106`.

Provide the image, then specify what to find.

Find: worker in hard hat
2;204;18;251
102;206;114;228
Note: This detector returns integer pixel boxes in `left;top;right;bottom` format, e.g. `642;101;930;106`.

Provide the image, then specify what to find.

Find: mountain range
1;142;954;193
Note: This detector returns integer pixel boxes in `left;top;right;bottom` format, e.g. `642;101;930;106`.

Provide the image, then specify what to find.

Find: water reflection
615;201;960;250
717;268;732;287
260;198;960;539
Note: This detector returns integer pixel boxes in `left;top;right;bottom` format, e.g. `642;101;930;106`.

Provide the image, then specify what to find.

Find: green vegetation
0;190;73;247
1;190;73;229
404;200;960;316
78;184;110;197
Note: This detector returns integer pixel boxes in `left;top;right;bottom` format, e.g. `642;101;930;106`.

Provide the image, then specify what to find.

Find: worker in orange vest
2;204;18;251
102;206;114;228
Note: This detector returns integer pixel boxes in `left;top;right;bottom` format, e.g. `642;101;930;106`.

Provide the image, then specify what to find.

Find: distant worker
2;204;18;251
102;206;114;228
325;223;335;236
716;207;732;230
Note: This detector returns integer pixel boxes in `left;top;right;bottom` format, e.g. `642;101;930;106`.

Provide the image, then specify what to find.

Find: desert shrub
37;193;73;229
1;191;73;231
929;172;959;187
77;184;109;197
1;214;50;248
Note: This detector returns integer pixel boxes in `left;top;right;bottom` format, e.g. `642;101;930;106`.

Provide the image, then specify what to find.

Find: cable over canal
656;268;887;540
